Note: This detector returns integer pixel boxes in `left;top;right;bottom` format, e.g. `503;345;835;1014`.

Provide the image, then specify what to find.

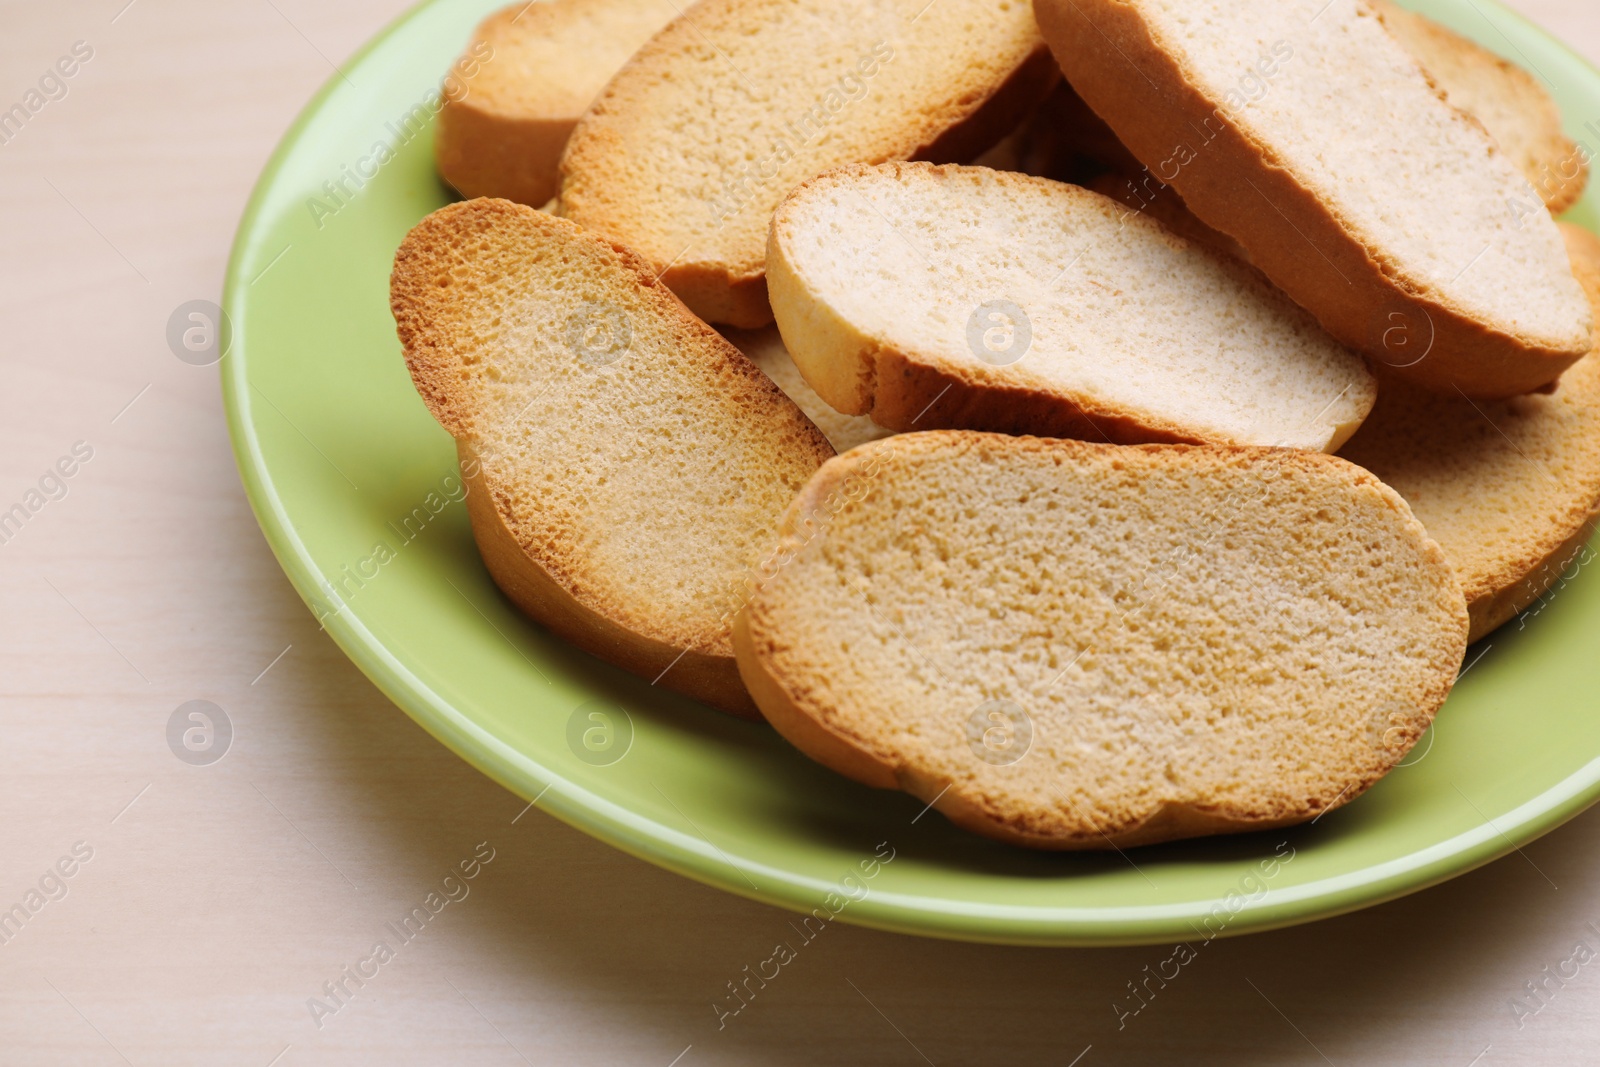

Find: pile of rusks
390;0;1600;850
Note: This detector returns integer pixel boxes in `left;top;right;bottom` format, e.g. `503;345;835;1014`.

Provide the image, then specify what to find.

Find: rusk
734;431;1470;849
1035;0;1593;398
1023;10;1588;216
767;162;1375;450
391;198;834;717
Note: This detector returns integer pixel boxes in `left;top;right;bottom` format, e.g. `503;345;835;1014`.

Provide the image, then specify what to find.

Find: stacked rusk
390;0;1596;849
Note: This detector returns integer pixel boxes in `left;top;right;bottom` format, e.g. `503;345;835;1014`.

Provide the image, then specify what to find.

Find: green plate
224;0;1600;946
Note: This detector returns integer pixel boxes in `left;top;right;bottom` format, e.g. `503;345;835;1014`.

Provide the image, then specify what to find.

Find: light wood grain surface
2;1;1599;1064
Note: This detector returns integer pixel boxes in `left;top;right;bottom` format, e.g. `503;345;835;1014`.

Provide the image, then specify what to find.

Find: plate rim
222;0;1600;947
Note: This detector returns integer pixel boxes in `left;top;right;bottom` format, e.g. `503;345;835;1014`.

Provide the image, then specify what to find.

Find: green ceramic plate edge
222;0;1600;946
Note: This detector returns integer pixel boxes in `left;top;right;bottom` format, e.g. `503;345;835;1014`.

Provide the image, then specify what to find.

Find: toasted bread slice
558;0;1058;328
391;198;834;717
1342;224;1600;642
1015;14;1587;217
1034;0;1592;398
733;432;1469;849
766;162;1375;451
435;0;679;207
1376;1;1588;214
721;327;894;455
1053;2;1591;261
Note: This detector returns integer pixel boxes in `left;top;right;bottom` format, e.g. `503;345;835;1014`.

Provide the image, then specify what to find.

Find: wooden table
2;1;1597;1063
